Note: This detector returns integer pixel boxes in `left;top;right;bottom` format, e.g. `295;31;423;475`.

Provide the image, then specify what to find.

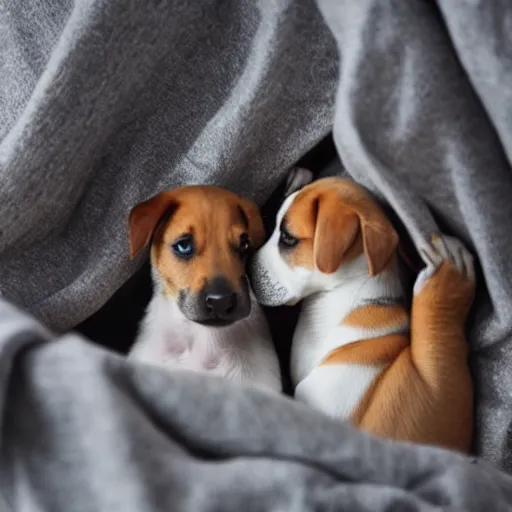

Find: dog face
129;186;265;326
251;178;399;306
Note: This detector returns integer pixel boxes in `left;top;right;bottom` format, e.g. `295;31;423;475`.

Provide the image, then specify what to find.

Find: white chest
128;294;282;393
290;266;404;385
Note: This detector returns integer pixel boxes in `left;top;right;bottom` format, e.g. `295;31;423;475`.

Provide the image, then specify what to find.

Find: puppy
251;171;475;451
127;185;282;394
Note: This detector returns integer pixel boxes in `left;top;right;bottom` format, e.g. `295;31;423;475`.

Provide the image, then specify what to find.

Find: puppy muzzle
250;258;289;307
179;276;251;327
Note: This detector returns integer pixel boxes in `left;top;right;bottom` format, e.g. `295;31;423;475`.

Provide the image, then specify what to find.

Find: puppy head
129;186;265;326
251;178;399;306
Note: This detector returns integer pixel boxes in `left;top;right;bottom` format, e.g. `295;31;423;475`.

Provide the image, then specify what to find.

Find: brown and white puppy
127;185;282;393
251;171;475;451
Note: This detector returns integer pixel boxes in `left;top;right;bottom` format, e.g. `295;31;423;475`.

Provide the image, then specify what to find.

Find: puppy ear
313;195;360;274
359;217;399;276
128;192;178;259
284;167;314;197
238;198;265;249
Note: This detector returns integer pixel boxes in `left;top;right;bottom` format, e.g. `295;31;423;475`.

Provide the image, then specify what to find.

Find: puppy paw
413;234;475;297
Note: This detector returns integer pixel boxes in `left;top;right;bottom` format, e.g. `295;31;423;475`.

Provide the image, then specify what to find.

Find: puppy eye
171;235;194;259
279;228;299;248
238;233;251;255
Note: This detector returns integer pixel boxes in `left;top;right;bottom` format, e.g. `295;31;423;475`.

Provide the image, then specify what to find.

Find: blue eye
172;235;194;259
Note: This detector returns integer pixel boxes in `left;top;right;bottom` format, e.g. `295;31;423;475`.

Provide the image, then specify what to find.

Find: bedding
2;0;512;509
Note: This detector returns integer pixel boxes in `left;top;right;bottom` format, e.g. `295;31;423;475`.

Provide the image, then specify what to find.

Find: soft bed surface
2;1;512;509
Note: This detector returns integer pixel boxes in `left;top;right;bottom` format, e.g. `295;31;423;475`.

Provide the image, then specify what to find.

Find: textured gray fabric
0;0;338;331
3;0;512;505
2;300;512;512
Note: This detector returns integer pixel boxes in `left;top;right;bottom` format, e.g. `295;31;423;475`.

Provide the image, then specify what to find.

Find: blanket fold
2;301;512;511
2;0;512;504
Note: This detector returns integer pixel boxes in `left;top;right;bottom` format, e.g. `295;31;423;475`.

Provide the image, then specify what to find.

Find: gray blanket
3;300;512;511
2;0;512;509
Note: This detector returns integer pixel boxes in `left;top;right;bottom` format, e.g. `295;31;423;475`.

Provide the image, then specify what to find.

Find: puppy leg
409;234;476;449
412;234;476;374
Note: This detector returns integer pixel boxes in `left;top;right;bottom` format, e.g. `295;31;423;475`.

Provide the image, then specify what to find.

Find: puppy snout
205;290;237;317
202;276;249;324
250;254;289;307
178;276;251;326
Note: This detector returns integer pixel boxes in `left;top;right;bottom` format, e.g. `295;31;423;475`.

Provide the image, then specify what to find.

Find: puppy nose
200;276;250;325
205;292;236;316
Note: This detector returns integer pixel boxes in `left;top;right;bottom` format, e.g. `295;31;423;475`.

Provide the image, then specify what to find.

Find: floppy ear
284;167;314;197
238;198;265;249
313;194;360;274
359;216;399;276
128;191;178;259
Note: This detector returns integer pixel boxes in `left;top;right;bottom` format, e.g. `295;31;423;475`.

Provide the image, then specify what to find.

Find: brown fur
286;178;473;452
322;333;409;367
282;178;399;274
322;260;474;452
342;304;409;330
128;186;265;297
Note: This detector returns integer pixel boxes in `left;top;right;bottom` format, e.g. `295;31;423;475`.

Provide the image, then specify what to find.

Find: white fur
295;364;385;419
129;271;282;394
414;235;475;295
290;257;404;384
288;262;404;419
251;192;406;418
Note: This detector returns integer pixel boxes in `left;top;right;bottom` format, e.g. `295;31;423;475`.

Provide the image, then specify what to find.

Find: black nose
187;276;251;326
204;277;238;320
205;291;236;317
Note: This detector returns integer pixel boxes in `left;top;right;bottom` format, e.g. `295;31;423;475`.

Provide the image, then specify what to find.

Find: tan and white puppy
127;185;282;394
251;171;475;451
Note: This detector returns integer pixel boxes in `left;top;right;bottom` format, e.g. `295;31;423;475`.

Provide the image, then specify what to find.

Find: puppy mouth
195;317;241;328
